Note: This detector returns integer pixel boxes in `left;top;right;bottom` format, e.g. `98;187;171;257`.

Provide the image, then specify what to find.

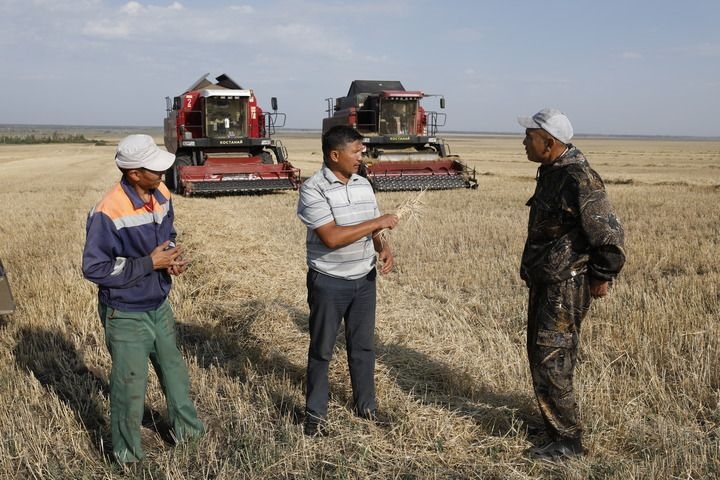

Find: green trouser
99;300;205;463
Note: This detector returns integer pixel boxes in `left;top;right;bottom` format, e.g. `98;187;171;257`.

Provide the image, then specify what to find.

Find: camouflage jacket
521;146;626;285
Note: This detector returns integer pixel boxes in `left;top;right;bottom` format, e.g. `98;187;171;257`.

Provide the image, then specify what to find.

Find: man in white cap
517;109;625;460
82;134;204;464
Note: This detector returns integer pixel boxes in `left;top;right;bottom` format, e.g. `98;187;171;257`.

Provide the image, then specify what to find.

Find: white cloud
81;2;200;42
5;1;361;65
121;1;142;15
82;20;131;39
29;0;101;12
278;0;410;17
361;54;388;63
229;5;254;14
272;23;353;59
120;1;183;14
618;51;642;60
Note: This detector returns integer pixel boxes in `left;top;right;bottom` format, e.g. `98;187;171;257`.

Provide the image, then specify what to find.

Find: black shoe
303;416;328;437
356;409;391;427
356;409;376;420
526;439;585;461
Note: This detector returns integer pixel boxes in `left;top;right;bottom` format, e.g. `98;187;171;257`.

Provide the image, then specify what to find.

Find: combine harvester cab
164;73;300;195
323;80;477;191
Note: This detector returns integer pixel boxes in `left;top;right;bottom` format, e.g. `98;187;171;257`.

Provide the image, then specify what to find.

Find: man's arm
314;214;398;250
82;212;183;287
576;171;626;297
164;198;189;276
373;235;394;274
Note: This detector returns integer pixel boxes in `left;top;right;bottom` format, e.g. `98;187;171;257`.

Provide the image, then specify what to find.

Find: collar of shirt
321;164;361;185
552;145;582;167
556;146;570;161
120;176;169;210
537;145;583;178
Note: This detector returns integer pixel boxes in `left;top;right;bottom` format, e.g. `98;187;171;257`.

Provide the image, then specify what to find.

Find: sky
1;0;719;137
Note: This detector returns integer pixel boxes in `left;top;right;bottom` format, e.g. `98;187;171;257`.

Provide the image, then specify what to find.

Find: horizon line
0;123;718;141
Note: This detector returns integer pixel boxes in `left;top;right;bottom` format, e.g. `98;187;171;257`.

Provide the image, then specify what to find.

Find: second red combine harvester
323;80;477;191
163;73;300;195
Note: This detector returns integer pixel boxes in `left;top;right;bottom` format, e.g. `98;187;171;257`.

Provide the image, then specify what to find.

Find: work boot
356;409;391;428
303;415;328;437
526;438;585;461
524;423;545;437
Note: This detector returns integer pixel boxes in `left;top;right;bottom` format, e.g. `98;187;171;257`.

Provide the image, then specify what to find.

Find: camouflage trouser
527;274;591;442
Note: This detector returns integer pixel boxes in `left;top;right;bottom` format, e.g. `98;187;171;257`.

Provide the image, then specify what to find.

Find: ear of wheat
374;188;427;244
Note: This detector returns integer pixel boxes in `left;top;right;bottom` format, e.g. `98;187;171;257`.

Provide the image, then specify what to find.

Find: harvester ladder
427;111;447;136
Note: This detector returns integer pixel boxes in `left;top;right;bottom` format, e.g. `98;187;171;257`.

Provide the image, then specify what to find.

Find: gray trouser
305;269;377;419
527;274;592;442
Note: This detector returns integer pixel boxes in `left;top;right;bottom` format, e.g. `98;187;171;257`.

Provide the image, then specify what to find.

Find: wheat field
0;130;718;479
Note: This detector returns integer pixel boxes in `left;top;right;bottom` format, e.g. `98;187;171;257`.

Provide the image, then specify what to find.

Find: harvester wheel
166;154;192;193
260;151;274;164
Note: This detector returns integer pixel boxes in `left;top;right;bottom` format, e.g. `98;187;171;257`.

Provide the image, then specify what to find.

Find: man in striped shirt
297;126;399;436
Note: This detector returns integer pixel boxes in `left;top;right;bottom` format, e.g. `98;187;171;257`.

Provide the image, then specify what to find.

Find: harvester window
379;99;417;135
204;96;248;139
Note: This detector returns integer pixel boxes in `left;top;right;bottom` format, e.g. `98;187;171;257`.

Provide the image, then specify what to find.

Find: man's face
523;128;550;164
132;168;165;191
329;139;365;181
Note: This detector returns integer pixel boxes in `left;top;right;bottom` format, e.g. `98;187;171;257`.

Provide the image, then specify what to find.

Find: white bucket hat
518;108;574;144
115;134;175;171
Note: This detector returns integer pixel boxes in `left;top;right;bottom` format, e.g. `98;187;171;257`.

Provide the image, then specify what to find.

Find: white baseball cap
115;134;175;171
517;108;574;144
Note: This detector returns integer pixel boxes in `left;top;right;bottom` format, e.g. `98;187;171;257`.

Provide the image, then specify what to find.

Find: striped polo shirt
297;165;379;280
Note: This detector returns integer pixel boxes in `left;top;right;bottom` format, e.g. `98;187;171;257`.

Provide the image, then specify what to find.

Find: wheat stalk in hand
374;189;427;244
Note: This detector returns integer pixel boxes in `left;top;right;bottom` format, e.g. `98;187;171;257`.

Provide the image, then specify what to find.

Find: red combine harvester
323;80;477;191
163;73;300;195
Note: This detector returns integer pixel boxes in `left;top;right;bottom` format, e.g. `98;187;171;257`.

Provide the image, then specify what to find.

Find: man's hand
589;278;610;298
168;256;190;276
377;246;394;274
150;240;184;271
376;213;399;231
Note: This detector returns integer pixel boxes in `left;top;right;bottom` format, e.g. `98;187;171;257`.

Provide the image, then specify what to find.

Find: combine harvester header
323;80;477;191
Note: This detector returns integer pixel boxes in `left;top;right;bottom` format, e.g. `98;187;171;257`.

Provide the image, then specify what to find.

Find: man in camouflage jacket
517;108;625;460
